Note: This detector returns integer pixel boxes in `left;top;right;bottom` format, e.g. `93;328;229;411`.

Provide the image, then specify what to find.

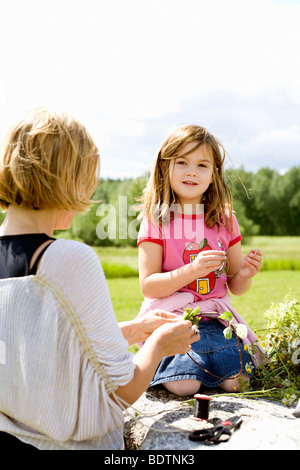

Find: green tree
225;168;259;241
24;165;299;245
282;167;300;235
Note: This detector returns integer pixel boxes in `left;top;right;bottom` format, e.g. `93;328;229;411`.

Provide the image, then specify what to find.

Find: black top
0;233;55;279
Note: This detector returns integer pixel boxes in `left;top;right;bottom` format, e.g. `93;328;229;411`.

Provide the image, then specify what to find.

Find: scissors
189;415;243;445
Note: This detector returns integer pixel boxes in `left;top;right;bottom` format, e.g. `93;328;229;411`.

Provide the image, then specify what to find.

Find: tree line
0;166;299;245
226;166;300;238
67;166;300;246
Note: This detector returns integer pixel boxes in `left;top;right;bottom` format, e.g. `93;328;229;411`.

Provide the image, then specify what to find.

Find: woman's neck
0;205;56;237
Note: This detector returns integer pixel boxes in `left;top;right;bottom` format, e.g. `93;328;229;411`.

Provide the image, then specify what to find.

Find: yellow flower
244;345;248;351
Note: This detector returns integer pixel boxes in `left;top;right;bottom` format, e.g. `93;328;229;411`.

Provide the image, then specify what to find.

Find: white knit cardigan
0;239;135;450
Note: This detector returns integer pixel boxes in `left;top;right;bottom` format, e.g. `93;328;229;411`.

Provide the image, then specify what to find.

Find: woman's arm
139;241;227;299
227;242;263;295
113;320;199;405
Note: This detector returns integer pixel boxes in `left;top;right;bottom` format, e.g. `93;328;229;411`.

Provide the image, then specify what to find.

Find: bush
250;293;300;406
101;262;138;278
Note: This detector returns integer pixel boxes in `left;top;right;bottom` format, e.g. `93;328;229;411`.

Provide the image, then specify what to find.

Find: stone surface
123;387;300;450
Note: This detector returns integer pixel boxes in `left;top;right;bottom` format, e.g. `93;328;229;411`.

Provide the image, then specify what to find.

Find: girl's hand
238;249;263;279
192;250;227;278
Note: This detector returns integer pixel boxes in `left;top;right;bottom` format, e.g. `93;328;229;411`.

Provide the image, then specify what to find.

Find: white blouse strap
33;273;118;395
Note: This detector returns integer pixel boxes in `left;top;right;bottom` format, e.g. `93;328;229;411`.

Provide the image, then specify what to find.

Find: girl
137;124;264;396
0;109;199;450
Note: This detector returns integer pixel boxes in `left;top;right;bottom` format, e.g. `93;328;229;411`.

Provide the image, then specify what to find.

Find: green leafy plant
181;295;300;408
250;293;300;406
218;310;248;340
183;306;201;325
215;294;300;406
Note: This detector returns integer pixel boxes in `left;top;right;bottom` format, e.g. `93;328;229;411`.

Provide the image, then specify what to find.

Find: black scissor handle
189;428;213;442
209;426;232;444
189;416;242;444
189;425;231;443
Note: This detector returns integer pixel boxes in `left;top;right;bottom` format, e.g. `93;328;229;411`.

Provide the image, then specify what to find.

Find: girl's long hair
139;125;233;232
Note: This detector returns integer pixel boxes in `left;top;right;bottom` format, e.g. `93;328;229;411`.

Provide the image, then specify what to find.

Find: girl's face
169;142;213;211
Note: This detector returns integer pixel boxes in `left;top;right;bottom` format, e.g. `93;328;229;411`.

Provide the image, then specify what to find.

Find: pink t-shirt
137;212;242;301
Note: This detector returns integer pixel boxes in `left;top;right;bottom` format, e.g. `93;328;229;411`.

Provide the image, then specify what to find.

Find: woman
0;108;199;450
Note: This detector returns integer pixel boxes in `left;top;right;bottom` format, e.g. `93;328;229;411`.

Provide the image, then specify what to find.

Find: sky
0;0;299;179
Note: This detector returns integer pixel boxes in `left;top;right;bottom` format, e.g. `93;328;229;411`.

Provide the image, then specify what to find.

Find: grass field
95;236;300;332
106;271;300;330
94;236;300;275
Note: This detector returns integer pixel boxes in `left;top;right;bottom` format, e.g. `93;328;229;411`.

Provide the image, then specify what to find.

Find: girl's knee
163;379;201;396
220;374;250;392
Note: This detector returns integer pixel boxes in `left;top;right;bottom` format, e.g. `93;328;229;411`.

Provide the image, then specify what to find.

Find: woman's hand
135;310;181;342
119;310;181;345
149;319;200;356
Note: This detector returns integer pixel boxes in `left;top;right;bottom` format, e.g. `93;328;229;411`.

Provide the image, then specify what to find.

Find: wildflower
282;394;297;407
292;349;300;365
245;362;254;375
239;294;300;409
244;345;248;351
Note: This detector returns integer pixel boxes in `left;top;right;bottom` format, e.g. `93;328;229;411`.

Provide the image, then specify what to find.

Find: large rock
123;387;300;450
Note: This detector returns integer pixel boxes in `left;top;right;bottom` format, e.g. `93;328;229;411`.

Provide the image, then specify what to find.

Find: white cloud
0;0;299;177
255;128;300;143
229;125;300;173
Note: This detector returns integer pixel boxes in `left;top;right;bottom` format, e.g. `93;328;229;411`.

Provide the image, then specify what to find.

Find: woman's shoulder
50;237;96;254
40;238;101;274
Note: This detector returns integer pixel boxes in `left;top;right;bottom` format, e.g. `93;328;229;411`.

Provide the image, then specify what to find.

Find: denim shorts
150;320;254;388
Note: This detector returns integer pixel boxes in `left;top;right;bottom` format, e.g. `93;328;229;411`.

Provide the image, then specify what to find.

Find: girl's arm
139;241;227;299
227;241;263;295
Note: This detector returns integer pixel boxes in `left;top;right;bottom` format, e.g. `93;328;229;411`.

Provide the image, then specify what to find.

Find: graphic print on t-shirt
183;239;228;295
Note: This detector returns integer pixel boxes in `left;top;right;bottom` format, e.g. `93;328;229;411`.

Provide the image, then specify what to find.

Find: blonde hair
140;124;233;230
0;107;100;212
